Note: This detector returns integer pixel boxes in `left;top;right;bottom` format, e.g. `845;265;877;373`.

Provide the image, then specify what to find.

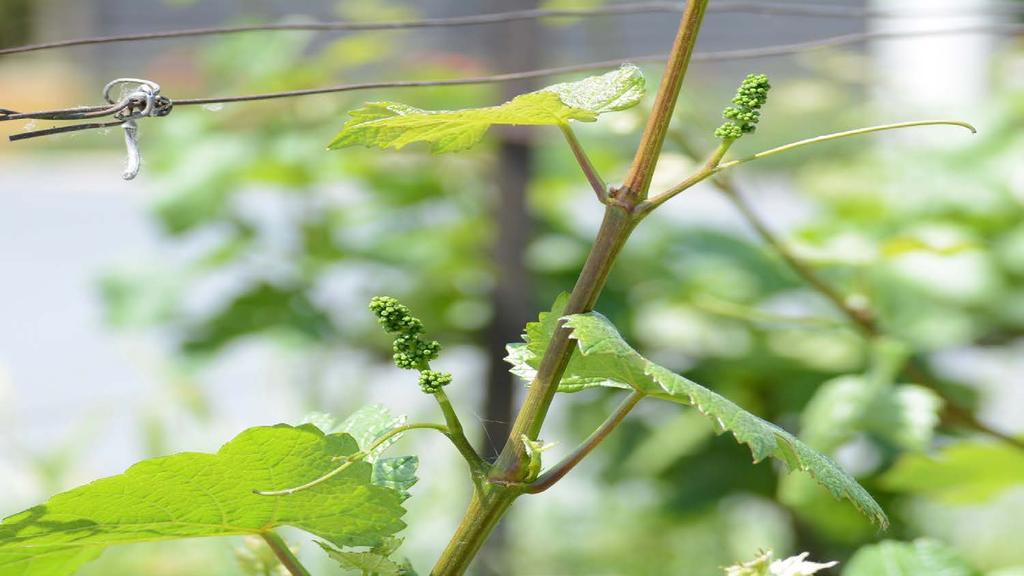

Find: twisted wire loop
1;77;172;180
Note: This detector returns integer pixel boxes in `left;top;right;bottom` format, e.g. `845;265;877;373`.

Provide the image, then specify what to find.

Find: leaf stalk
560;123;609;203
715;119;977;172
526;390;645;493
261;531;312;576
433;388;490;483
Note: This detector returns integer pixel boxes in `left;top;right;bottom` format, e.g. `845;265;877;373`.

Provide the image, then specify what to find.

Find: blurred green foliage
87;3;1024;574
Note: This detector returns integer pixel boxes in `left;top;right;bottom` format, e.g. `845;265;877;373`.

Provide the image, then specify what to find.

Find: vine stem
262;531;312;576
430;2;710;574
621;0;709;201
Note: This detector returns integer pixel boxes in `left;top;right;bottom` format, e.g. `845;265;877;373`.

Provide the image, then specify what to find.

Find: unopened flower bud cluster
369;296;452;394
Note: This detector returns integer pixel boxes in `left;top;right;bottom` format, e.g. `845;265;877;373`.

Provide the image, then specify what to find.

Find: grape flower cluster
369;296;451;394
714;73;771;140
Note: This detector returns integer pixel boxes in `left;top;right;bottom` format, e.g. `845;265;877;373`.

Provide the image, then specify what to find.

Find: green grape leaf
301;407;419;499
317;542;405;576
0;547;103;576
506;292;630;393
337;404;408;457
537;64;647;114
329;65;645;153
506;299;888;528
843;539;980;576
801;375;943;453
373;457;419;501
0;424;406;576
318;536;416;576
880;440;1024;503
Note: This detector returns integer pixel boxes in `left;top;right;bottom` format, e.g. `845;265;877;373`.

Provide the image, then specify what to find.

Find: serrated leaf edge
561;312;889;529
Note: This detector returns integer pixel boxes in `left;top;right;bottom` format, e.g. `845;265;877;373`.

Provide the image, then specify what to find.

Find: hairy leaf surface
0;425;406;576
373;457;419;501
329;65;645;153
507;299;888;528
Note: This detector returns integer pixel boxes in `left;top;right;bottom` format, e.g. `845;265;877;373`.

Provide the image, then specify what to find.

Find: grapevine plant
0;2;979;575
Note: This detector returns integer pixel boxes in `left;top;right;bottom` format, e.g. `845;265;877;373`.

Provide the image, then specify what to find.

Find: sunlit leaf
0;425;406;576
329;65;645;153
301;407;419;500
337;404;408;457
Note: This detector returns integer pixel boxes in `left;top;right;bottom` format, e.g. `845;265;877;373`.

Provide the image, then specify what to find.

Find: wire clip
0;78;172;180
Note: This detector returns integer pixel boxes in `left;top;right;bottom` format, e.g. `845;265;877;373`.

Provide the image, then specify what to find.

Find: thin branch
691;293;844;328
638;139;731;214
715;175;878;330
560;124;608;203
6;26;1024;119
3;3;1022;57
0;3;683;56
721;173;1024;450
670;134;1024;452
155;59;670;107
938;392;1024;450
712;1;1024;18
261;531;312;576
692;24;1024;63
527;390;645;493
714;120;977;172
253;422;449;496
433;388;489;482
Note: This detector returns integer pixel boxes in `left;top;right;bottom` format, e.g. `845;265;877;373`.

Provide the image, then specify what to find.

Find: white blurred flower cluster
725;550;838;576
